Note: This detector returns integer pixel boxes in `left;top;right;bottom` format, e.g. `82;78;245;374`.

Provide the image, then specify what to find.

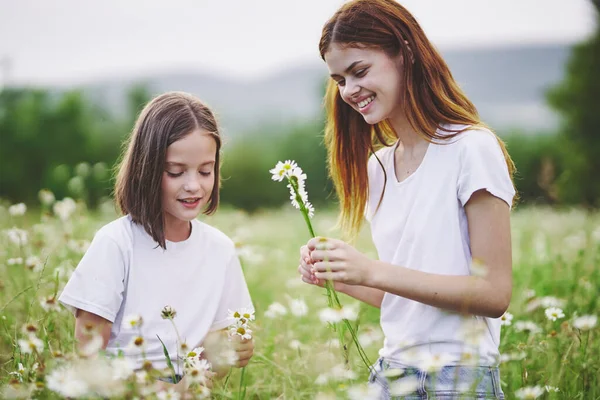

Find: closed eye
166;171;183;177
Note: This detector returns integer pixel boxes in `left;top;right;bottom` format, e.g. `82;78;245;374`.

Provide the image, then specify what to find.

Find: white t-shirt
365;125;515;367
59;216;253;370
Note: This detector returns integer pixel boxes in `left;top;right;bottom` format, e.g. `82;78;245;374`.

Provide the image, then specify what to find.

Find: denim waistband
369;357;505;399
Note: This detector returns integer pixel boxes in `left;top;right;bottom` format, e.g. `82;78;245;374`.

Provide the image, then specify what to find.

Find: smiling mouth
178;198;200;204
357;95;375;109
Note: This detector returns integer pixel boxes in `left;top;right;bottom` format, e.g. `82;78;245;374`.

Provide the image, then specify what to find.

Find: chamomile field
0;198;598;399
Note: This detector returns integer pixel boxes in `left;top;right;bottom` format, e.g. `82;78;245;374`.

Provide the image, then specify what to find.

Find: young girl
58;91;254;393
299;0;514;398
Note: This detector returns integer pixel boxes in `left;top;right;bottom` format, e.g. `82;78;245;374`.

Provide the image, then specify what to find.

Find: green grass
0;202;598;399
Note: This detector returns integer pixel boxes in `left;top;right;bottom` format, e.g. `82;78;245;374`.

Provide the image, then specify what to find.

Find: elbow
486;293;511;319
487;303;509;319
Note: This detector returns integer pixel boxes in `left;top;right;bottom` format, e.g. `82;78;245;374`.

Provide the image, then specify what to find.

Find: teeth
357;96;375;108
180;198;198;203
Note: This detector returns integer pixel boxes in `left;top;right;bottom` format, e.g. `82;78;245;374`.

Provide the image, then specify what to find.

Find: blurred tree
546;2;600;206
0;85;151;206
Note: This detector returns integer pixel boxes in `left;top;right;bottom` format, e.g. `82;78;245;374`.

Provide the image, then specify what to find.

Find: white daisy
156;388;181;400
184;358;212;385
18;335;44;354
8;203;27;216
545;307;565;321
264;302;287;319
515;385;545;399
514;320;542;334
5;228;28;246
388;376;420;397
573;314;597;330
500;311;513;326
347;383;382;400
40;296;60;312
288;298;308;317
38;189;55;205
229;325;252;340
122;314;143;330
418;353;454;373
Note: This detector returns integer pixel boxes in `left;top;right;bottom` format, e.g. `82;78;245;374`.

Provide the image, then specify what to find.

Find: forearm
337;283;385;308
366;260;510;318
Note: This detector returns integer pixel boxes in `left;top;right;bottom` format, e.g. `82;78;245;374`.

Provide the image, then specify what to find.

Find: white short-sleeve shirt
365;125;515;367
59;216;254;370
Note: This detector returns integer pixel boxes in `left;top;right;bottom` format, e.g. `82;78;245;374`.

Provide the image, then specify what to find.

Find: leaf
156;334;178;383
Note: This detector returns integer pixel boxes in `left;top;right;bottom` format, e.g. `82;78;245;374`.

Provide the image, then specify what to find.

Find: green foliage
0;87;150;207
220;119;333;211
1;206;598;398
546;10;600;206
503;132;565;204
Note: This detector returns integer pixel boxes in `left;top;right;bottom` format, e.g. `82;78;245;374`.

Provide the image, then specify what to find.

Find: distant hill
36;44;572;136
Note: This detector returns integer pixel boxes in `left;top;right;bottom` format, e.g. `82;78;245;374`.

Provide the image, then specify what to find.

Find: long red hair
319;0;517;238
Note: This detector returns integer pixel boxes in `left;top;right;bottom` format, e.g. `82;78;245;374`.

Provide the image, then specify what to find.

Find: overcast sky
0;0;596;85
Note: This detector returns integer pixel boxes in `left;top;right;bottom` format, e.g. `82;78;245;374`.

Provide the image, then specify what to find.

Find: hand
298;244;346;290
307;237;372;286
232;336;254;368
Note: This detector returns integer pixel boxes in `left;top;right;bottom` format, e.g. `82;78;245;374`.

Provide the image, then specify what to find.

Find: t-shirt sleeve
210;252;254;331
457;130;516;209
58;230;126;323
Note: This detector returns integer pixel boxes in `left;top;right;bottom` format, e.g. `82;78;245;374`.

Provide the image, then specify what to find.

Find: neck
164;218;192;242
388;112;426;150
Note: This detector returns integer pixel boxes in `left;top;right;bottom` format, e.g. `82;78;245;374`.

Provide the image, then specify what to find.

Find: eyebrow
166;161;215;167
330;60;364;78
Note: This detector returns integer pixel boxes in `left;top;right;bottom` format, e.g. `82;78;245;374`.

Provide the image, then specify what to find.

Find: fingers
307;237;340;251
300;245;310;258
312;261;345;273
231;336;254;348
298;263;321;286
235;349;254;363
314;271;346;282
234;339;254;368
309;249;343;263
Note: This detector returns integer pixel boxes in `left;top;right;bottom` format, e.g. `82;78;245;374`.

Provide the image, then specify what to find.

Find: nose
341;78;361;103
183;174;202;193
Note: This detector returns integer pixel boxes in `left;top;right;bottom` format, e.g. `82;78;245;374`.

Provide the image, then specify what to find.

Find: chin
362;113;385;125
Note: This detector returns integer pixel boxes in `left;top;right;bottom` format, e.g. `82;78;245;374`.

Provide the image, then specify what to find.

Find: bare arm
310;190;513;318
74;309;112;352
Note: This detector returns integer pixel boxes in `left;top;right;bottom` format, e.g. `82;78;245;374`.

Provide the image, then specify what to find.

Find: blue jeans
368;358;505;399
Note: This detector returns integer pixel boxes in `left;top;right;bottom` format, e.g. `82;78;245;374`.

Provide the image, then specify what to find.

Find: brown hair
319;0;517;238
114;91;221;249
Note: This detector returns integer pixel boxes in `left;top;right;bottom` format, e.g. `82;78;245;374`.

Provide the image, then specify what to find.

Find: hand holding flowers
305;237;373;286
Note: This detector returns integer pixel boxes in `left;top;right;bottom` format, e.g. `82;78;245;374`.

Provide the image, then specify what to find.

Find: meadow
0;197;598;399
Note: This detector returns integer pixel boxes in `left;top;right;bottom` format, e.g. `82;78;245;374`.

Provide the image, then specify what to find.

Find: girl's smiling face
325;43;406;125
161;129;217;236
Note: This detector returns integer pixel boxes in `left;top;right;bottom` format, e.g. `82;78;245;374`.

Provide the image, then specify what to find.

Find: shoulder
192;220;235;254
442;125;500;152
90;216;135;255
94;216;134;243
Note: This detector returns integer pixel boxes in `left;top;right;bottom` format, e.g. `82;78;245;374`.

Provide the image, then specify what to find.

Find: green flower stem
287;176;372;371
168;318;183;376
238;366;247;400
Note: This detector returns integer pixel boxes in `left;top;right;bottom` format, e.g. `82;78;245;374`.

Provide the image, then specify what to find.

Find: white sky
0;0;596;85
